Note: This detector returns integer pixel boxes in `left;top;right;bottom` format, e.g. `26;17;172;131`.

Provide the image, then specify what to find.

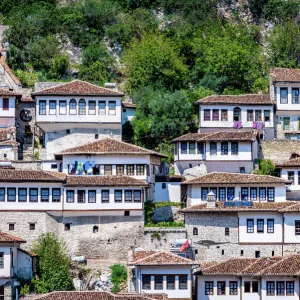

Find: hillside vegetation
1;0;300;155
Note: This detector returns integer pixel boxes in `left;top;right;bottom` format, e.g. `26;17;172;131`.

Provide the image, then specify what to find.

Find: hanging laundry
84;161;90;171
91;161;96;167
252;121;257;129
68;164;74;174
233;121;242;129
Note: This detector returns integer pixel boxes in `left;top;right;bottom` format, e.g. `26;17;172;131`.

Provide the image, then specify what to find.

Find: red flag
180;240;189;252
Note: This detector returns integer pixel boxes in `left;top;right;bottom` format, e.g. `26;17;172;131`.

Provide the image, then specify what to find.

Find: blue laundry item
91;161;96;167
84;161;90;171
75;161;78;170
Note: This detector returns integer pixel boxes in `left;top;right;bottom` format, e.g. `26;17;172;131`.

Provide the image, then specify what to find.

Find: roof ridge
132;251;163;264
256;255;289;275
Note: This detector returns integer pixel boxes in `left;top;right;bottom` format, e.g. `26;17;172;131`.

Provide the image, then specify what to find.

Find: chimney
104;82;117;92
206;190;216;208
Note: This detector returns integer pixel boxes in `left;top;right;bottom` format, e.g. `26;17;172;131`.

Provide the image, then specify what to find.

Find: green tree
31;233;74;293
49;54;70;78
253;159;277;176
122;34;188;93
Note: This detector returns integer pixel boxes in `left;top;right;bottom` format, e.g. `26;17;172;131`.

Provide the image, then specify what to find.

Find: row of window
203;108;271;122
205;281;238;295
287;171;300;184
179;142;239;156
247;219;275;233
142;275;188;290
266;281;295;296
280;87;299;104
201;187;275;201
0;188;142;203
39;100;116;116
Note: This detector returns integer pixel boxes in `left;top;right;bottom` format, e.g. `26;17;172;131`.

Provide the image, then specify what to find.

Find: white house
197;255;300;300
195;94;274;140
122;102;136;124
270;68;300;140
128;250;196;299
172;131;259;175
0;231;35;300
33;80;125;160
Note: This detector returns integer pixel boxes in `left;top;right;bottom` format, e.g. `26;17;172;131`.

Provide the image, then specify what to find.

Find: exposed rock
183;165;207;180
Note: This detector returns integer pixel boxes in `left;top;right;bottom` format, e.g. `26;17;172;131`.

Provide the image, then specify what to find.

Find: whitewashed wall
275;83;300;111
284;213;300;243
122;107;135;124
0;246;11;278
154;182;181;202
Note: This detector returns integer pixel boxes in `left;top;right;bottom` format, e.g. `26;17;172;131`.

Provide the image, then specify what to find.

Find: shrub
110;264;127;293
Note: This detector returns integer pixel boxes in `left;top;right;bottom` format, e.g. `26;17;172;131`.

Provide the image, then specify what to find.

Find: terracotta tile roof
181;201;298;213
278;202;300;212
172;131;258;142
122;102;136;108
0;127;15;142
128;250;196;266
65;176;148;187
57;138;167;158
0;88;21;96
19;248;37;257
276;157;300;167
0;140;18;146
242;257;283;276
0;169;66;182
270;68;300;82
181;172;290;185
32;80;124;96
0;56;21;86
0;232;26;243
195;94;272;105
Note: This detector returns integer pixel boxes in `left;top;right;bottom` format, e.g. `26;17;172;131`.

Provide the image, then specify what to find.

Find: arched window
93;226;98;233
193;227;198;236
225;227;229;236
233;107;241;121
79;99;86;115
69;99;77;115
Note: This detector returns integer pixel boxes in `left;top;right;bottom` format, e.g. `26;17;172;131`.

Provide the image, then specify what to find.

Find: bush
110;264;127;293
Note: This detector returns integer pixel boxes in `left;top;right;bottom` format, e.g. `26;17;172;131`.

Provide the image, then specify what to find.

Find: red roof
0;232;26;243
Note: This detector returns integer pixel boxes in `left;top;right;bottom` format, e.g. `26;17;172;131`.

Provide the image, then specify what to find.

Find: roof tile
0;232;26;243
270;68;300;82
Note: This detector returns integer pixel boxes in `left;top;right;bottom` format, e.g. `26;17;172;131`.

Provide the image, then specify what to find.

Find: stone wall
0;212;144;261
3;283;12;300
152;206;183;223
12;161;42;170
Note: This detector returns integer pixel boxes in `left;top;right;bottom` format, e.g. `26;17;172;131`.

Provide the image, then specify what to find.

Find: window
29;188;38;202
201;188;208;201
7;188;16;202
257;219;264;233
212;109;219;121
51;164;57;169
167;276;175;290
221;109;228;121
276;281;285;296
219;188;226;201
25;125;31;135
267;219;274;233
255;110;262;121
227;188;235;201
77;190;85;203
39;100;46;115
179;275;187;290
89;101;96;115
52;189;61;202
193;227;198;235
259;188;266;201
247;110;253;122
288;171;295;183
197;142;204;154
225;227;229;236
134;190;142;202
66;190;74;203
108;101;116;114
210;142;217;155
49;100;56;115
217;281;226;295
2;98;9;111
59;101;67;115
241;187;248;200
292;88;299;104
116;165;124;175
231;142;238;155
0;188;4;202
41;188;49;202
205;282;214;295
0;253;3;268
255;251;260;258
79;99;86;115
93;225;98;233
18;188;27;202
95;134;99;139
125;190;132;202
136;165;144;176
69;99;77;115
247;219;254;233
142;275;151;290
189;142;196;154
9;223;14;231
64;223;71;231
124;210;130;216
283;117;290;130
240;167;245;174
280;88;288;104
181;142;187;154
99;101;106;114
127;165;134;176
204;109;210;121
252;282;258;293
104;165;112;176
244;282;251;293
241;250;244;256
221;142;228;155
295;220;300;235
286;281;295;296
88;190;96;203
101;190;109;203
162;183;166;189
233;107;241;121
154;276;163;290
250;188;257;201
114;190;122;203
267;188;275;202
29;223;35;230
272;251;275;256
229;281;238;295
264;110;270;122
